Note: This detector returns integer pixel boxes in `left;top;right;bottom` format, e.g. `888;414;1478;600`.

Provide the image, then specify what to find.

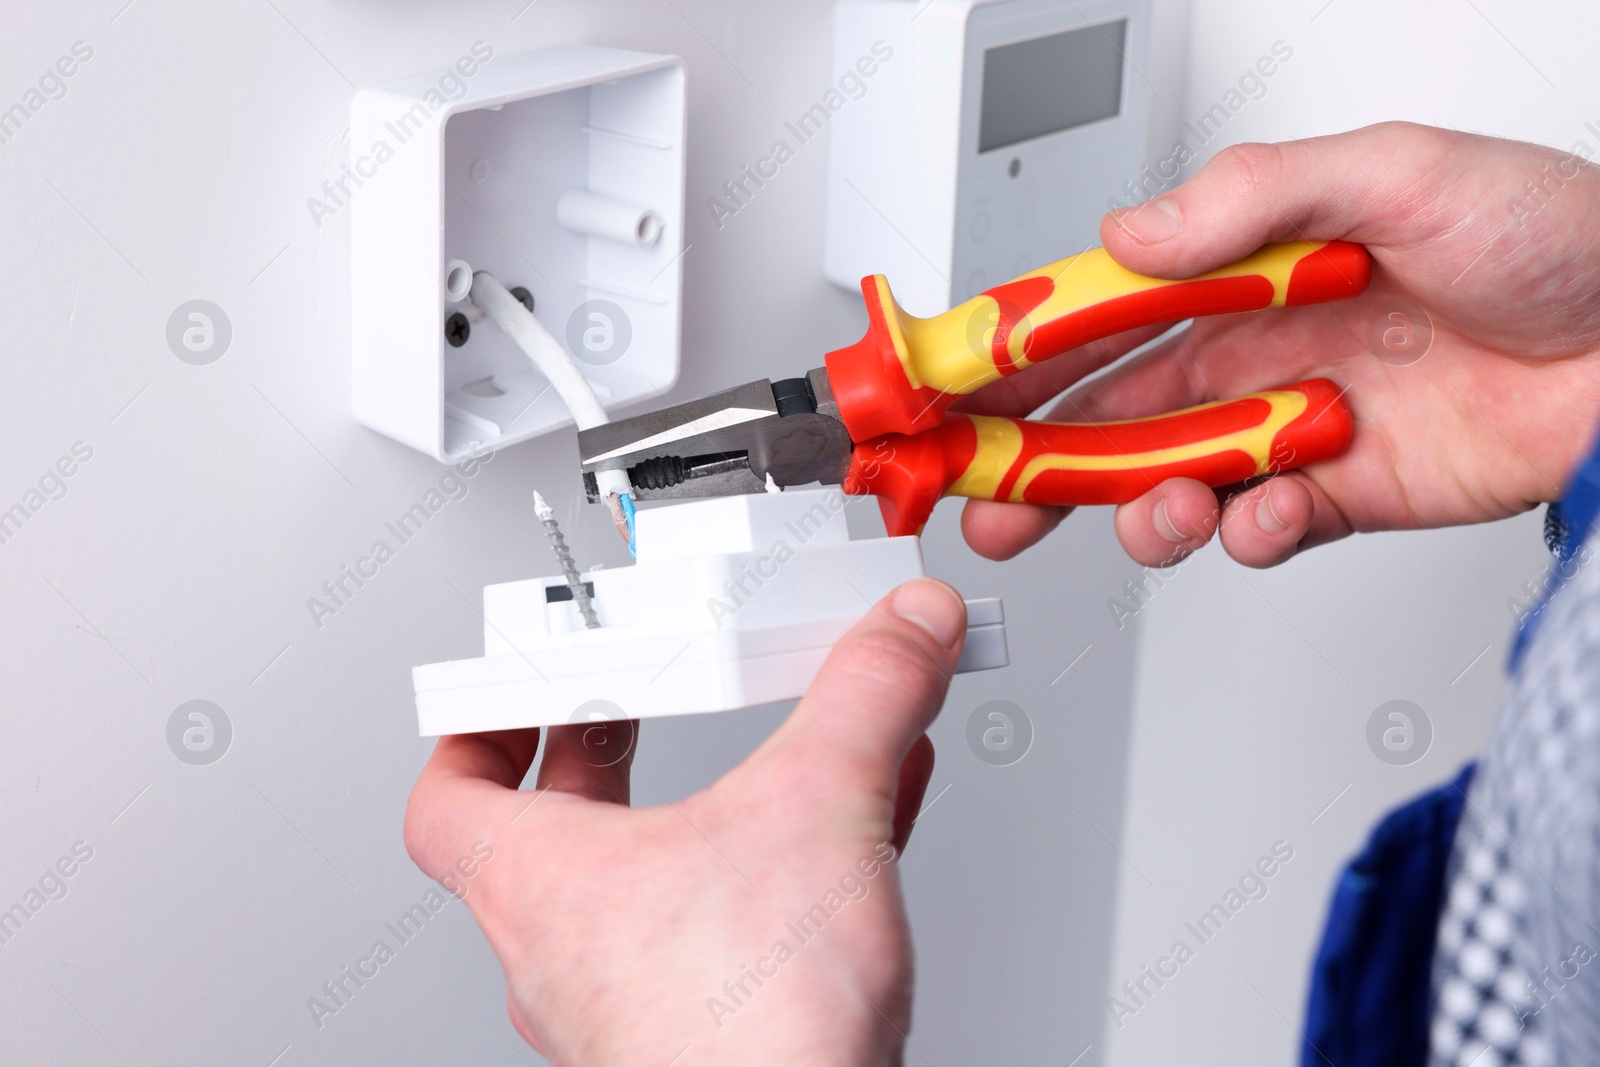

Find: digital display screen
978;19;1127;153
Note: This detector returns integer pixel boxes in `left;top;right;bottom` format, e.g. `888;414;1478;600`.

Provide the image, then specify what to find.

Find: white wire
469;270;633;504
470;270;607;429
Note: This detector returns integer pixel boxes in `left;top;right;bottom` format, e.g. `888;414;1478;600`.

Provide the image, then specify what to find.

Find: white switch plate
412;490;1008;735
351;46;686;462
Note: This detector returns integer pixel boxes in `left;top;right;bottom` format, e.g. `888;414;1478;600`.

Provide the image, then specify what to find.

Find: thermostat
824;0;1151;315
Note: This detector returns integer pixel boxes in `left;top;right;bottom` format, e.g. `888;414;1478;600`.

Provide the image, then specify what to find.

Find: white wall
1104;1;1594;1064
0;3;1161;1064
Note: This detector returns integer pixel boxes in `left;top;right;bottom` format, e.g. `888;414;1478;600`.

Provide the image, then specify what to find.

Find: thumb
1100;121;1463;276
755;579;966;806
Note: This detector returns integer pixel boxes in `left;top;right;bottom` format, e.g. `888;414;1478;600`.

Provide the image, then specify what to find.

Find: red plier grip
825;241;1370;536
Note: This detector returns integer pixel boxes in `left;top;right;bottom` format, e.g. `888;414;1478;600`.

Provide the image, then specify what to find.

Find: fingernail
1153;498;1189;543
1114;198;1183;243
892;579;966;650
1255;485;1289;534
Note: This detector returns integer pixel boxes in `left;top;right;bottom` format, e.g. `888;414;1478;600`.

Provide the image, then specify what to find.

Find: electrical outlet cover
412;490;1008;734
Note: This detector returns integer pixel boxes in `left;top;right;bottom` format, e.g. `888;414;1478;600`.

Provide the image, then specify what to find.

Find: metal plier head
579;369;853;502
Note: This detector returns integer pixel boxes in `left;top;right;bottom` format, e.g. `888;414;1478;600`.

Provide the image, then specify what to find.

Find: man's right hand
959;122;1600;568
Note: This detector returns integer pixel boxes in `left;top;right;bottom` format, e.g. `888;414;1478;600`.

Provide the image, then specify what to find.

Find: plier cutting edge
579;240;1370;538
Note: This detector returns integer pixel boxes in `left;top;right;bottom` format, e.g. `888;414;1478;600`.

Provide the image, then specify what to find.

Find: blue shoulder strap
1300;762;1476;1067
1512;424;1600;666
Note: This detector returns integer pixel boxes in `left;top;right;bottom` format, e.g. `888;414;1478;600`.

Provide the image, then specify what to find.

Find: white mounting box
413;490;1008;735
351;46;686;462
824;0;1150;315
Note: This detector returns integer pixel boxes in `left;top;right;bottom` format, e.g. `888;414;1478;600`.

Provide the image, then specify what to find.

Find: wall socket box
351;46;686;462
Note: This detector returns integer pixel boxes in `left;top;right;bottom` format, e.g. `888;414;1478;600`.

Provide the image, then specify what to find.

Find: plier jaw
579;368;853;502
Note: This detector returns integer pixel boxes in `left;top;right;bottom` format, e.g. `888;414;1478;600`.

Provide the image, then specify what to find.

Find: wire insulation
619;492;637;559
470;271;609;430
470;270;636;549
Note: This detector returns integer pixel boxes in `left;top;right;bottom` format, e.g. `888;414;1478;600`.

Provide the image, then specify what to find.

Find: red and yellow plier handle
826;240;1369;535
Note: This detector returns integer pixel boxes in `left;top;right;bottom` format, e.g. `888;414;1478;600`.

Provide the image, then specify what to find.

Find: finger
758;579;965;806
404;728;542;878
1049;330;1200;423
958;332;1189;561
506;988;542;1052
1216;476;1315;568
1112;479;1222;567
1099;121;1457;277
428;728;544;789
955;323;1174;417
960;498;1073;560
534;720;637;805
1242;469;1356;556
1052;315;1340;423
890;735;935;854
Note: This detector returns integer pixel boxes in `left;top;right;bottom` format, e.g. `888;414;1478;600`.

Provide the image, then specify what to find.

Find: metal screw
445;312;470;347
510;286;535;313
1008;158;1021;178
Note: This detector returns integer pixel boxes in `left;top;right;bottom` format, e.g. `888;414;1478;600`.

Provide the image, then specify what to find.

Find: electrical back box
825;0;1150;316
351;46;686;462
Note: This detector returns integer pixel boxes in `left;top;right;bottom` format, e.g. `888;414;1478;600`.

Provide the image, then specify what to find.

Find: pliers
579;240;1370;537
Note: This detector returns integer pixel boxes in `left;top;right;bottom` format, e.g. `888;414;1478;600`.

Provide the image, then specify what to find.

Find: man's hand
959;122;1600;567
404;579;967;1067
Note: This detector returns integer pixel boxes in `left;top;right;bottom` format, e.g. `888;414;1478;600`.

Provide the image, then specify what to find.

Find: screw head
510;286;535;313
445;311;471;347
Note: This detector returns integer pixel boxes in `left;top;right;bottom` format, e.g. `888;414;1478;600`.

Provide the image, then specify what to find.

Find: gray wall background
0;1;1582;1064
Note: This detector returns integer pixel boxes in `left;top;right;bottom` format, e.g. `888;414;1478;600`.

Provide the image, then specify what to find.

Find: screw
445;312;470;347
510;286;535;313
1008;158;1021;178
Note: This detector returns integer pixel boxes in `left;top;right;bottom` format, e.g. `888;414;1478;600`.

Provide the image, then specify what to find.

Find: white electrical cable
470;270;607;428
468;270;636;546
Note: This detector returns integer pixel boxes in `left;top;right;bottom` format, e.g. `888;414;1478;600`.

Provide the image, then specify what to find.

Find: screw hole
636;212;662;246
445;260;473;301
1008;158;1021;179
510;286;535;313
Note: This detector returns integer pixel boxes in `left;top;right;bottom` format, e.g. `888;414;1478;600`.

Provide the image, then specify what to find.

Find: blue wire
620;492;637;559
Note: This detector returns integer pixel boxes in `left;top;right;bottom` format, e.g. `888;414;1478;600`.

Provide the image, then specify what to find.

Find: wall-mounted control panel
351;46;686;462
825;0;1150;315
